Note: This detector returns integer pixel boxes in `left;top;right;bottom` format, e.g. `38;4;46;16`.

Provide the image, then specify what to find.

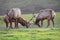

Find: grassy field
0;12;60;40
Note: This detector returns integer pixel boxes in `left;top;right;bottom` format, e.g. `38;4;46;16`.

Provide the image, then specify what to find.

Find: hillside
0;0;60;15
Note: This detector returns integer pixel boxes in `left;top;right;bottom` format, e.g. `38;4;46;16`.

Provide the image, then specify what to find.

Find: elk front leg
6;22;8;28
36;23;41;27
51;18;54;27
15;19;18;28
10;21;12;28
41;20;43;27
47;19;50;28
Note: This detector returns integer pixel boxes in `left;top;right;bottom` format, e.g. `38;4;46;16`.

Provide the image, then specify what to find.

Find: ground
0;12;60;40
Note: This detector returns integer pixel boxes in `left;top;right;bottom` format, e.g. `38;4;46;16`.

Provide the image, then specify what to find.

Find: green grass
0;28;60;40
0;12;60;40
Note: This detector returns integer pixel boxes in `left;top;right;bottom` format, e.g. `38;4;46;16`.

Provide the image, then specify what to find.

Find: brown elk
4;15;30;28
34;9;56;27
5;8;21;28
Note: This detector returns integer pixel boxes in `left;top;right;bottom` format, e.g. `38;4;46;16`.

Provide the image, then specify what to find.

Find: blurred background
0;0;60;15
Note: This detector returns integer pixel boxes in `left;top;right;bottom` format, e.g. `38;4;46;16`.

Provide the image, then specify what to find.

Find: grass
0;28;60;40
0;12;60;40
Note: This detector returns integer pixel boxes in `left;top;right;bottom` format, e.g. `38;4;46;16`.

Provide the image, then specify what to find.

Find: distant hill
0;0;60;15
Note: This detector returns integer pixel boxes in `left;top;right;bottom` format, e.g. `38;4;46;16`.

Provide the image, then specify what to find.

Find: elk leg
6;22;8;28
16;21;18;28
35;20;41;27
35;19;41;27
36;21;41;27
4;18;9;28
41;20;43;27
37;23;41;27
47;19;50;27
15;19;18;28
10;21;12;28
51;18;54;27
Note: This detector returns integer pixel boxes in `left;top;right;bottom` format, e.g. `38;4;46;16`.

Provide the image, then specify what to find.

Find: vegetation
0;28;60;40
0;12;60;40
0;0;60;15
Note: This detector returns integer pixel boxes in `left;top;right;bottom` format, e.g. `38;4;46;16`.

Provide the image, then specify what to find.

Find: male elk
5;8;21;28
34;9;56;27
4;15;30;28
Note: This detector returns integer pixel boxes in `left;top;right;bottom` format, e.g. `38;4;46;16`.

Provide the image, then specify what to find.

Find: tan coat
7;8;21;19
37;9;56;19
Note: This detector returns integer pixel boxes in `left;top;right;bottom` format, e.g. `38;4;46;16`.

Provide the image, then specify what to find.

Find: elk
4;15;31;28
5;8;21;28
34;9;56;27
